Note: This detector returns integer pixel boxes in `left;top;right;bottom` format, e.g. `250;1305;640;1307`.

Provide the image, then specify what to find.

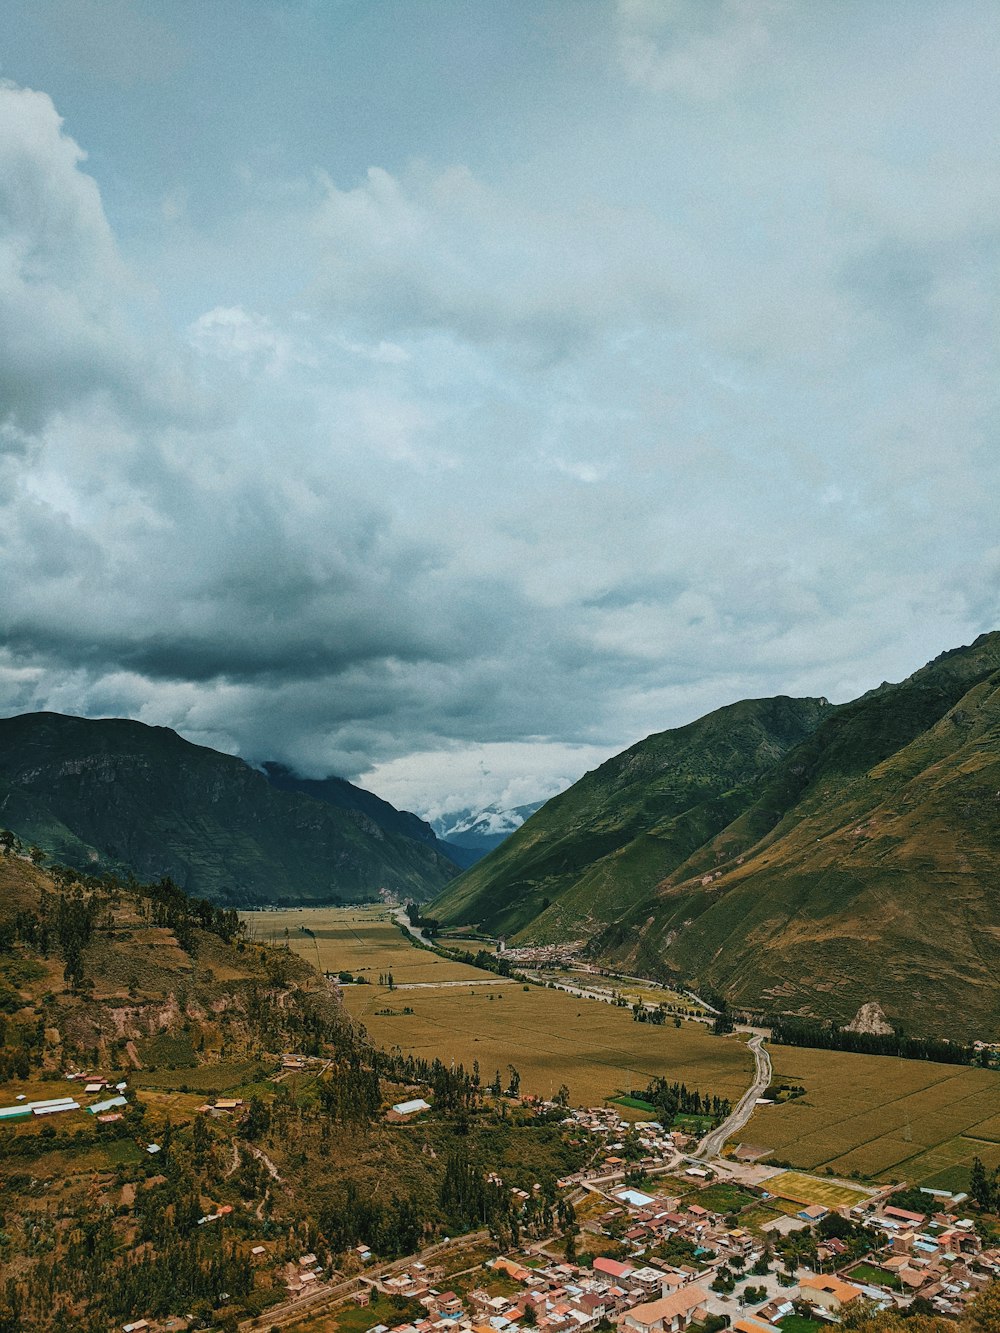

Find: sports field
749;1045;1000;1185
243;907;753;1107
765;1171;871;1208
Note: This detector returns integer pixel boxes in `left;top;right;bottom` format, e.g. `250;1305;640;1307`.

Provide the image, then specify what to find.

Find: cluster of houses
554;1106;698;1182
847;1199;998;1321
0;1073;129;1127
354;1169;998;1333
364;1256;712;1333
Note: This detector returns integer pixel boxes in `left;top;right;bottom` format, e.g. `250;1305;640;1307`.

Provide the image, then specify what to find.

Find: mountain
431;801;547;861
431;694;830;938
262;762;440;847
0;712;457;904
261;761;478;867
0;850;353;1328
429;633;1000;1038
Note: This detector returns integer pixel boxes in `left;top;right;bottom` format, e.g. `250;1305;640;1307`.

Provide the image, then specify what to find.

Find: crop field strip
343;980;753;1106
241;907;488;984
752;1045;1000;1181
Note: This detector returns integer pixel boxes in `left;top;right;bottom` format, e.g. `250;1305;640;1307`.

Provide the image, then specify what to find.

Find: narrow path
247;1143;282;1182
224;1140;241;1179
695;1033;771;1160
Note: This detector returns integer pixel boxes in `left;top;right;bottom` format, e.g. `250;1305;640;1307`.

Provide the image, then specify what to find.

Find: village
2;1042;999;1333
259;1099;998;1333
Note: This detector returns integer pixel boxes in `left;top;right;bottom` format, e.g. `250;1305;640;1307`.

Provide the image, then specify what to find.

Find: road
695;1033;771;1160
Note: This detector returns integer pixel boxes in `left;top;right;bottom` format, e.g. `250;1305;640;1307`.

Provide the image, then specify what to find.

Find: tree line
639;1075;732;1124
770;1016;980;1065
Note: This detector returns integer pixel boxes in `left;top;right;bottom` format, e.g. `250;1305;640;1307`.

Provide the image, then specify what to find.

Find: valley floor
242;905;1000;1196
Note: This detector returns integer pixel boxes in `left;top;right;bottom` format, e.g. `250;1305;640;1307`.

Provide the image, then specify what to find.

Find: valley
431;632;1000;1039
239;907;753;1109
245;905;1000;1196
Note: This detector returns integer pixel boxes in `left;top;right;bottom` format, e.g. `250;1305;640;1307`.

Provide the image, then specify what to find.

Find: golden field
242;907;753;1107
750;1044;1000;1183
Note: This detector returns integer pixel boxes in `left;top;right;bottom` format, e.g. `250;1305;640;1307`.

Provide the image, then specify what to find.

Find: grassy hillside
0;712;457;904
602;632;1000;1037
0;855;593;1331
431;633;1000;1038
430;694;831;938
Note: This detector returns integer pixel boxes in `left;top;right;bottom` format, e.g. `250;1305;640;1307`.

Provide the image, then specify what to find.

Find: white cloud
615;0;791;100
187;306;295;375
306;162;690;357
0;5;999;821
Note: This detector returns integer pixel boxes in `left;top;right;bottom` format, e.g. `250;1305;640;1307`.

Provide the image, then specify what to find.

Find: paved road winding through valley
695;1033;771;1160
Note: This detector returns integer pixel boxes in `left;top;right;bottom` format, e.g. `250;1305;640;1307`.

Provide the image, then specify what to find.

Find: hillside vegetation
431;694;831;939
0;712;457;903
432;633;1000;1038
0;855;592;1331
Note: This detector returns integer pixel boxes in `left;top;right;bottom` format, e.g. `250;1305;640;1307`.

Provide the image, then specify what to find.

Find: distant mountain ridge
430;632;1000;1039
0;712;458;904
431;801;547;859
260;762;478;866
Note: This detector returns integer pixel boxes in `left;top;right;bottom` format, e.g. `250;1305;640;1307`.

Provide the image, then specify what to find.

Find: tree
970;1156;994;1211
712;1000;734;1035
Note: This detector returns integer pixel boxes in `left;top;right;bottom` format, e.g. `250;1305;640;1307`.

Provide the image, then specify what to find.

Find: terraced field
748;1045;1000;1185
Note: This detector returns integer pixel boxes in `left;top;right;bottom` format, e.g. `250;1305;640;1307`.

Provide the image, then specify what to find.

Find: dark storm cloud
1;0;999;814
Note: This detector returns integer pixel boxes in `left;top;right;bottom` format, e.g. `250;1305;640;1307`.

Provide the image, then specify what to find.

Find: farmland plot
747;1046;1000;1183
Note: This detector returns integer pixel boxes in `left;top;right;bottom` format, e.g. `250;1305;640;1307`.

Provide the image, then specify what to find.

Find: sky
1;1;998;821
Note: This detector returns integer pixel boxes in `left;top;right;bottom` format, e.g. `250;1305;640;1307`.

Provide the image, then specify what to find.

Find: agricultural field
344;976;752;1107
242;907;754;1107
240;906;489;985
747;1045;1000;1185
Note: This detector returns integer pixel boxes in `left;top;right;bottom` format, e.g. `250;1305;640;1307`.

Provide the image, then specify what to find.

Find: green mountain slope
430;694;832;938
261;761;477;866
0;712;456;904
600;632;1000;1037
431;633;1000;1038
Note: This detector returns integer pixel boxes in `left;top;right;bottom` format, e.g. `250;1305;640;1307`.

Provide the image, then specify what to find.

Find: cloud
306;163;691;360
187;306;296;376
0;8;999;823
615;0;791;100
0;81;200;433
